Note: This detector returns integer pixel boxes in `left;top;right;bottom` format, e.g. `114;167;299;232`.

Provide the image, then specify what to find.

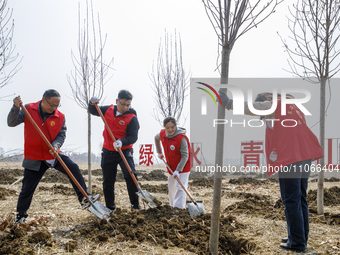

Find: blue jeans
17;154;87;217
278;159;311;252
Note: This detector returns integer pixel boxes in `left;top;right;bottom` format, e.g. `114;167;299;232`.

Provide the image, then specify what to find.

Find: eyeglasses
118;99;131;108
44;98;61;108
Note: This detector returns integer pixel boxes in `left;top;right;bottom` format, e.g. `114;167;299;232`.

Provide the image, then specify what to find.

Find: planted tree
279;0;340;216
202;0;283;253
67;0;114;193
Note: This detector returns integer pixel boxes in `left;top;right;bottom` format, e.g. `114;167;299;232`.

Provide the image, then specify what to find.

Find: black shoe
281;237;288;243
131;204;141;210
14;215;27;224
280;243;305;253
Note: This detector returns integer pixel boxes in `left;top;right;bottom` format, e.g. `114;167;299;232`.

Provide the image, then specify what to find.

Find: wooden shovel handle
93;103;141;189
20;103;89;200
162;158;197;204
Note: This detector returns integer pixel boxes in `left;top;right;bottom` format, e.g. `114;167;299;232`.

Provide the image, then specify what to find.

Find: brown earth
0;169;339;254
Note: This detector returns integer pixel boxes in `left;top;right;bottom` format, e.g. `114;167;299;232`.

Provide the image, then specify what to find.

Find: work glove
113;140;122;150
49;147;58;157
219;90;233;110
173;170;179;178
157;153;164;159
90;96;99;104
269;150;277;162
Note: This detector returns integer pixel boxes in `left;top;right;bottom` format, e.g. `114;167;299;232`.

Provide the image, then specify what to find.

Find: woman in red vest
7;90;99;224
220;91;323;253
155;117;191;209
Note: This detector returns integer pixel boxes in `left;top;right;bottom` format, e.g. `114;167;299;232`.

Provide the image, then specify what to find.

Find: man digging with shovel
89;90;141;211
7;90;101;224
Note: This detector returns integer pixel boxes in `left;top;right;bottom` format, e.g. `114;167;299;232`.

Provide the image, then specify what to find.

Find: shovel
93;102;160;209
161;158;206;217
20;103;112;220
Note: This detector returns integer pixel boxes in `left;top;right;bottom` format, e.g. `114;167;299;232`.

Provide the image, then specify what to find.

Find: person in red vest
220;91;323;253
7;90;100;224
155;117;191;209
89;90;140;211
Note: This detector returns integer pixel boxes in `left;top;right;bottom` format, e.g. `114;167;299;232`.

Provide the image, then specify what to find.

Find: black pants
17;154;87;217
101;148;139;210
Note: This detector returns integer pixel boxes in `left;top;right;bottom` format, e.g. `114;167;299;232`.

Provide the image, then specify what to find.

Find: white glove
157;153;164;159
173;170;179;178
90;96;99;104
113;140;122;150
269;150;277;162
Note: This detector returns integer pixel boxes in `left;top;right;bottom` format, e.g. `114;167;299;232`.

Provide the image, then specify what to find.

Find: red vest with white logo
265;99;323;177
24;101;65;160
102;105;135;151
160;129;191;174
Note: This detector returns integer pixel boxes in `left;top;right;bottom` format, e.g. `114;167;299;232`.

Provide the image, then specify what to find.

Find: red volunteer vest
24;101;64;160
265;99;323;177
102;105;135;151
160;129;191;175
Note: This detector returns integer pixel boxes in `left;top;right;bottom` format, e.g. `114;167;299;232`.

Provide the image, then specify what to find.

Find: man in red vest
220;91;323;253
89;90;140;211
8;89;99;224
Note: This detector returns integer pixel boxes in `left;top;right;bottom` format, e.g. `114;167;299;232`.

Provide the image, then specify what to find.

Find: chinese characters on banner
139;143;202;167
139;144;154;166
240;140;264;168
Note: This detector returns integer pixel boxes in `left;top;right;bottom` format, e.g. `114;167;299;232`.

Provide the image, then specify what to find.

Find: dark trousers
17;154;87;217
101;148;139;210
278;159;311;252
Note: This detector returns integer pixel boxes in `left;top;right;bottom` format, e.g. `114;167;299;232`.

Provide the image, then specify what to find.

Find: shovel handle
93;103;141;190
162;158;197;205
19;103;90;201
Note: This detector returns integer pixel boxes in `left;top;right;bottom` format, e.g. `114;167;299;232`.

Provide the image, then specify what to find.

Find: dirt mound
189;178;214;187
38;184;77;196
0;187;17;200
324;177;340;182
140;169;167;181
140;183;168;193
40;169;72;184
67;205;255;254
229;177;267;185
226;192;340;226
0;219;53;255
0;169;24;184
308;186;340;206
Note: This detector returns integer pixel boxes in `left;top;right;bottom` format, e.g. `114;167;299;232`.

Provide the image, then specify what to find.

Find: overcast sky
1;0;339;159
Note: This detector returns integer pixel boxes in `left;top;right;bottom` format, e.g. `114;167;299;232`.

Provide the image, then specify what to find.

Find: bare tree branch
0;0;22;90
149;30;190;125
67;0;114;193
279;0;340;216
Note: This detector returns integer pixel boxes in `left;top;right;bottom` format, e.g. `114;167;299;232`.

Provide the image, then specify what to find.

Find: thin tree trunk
209;46;230;255
317;78;326;216
87;111;92;194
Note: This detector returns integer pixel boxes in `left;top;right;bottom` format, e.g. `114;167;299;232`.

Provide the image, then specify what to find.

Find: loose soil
0;168;339;254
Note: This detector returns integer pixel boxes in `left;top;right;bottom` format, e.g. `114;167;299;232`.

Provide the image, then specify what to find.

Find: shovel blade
187;201;206;217
87;201;112;220
137;190;159;208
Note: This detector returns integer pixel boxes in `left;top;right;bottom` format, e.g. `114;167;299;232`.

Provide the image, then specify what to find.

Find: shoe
131;204;141;210
280;243;305;253
14;215;27;224
281;237;288;243
80;194;101;209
